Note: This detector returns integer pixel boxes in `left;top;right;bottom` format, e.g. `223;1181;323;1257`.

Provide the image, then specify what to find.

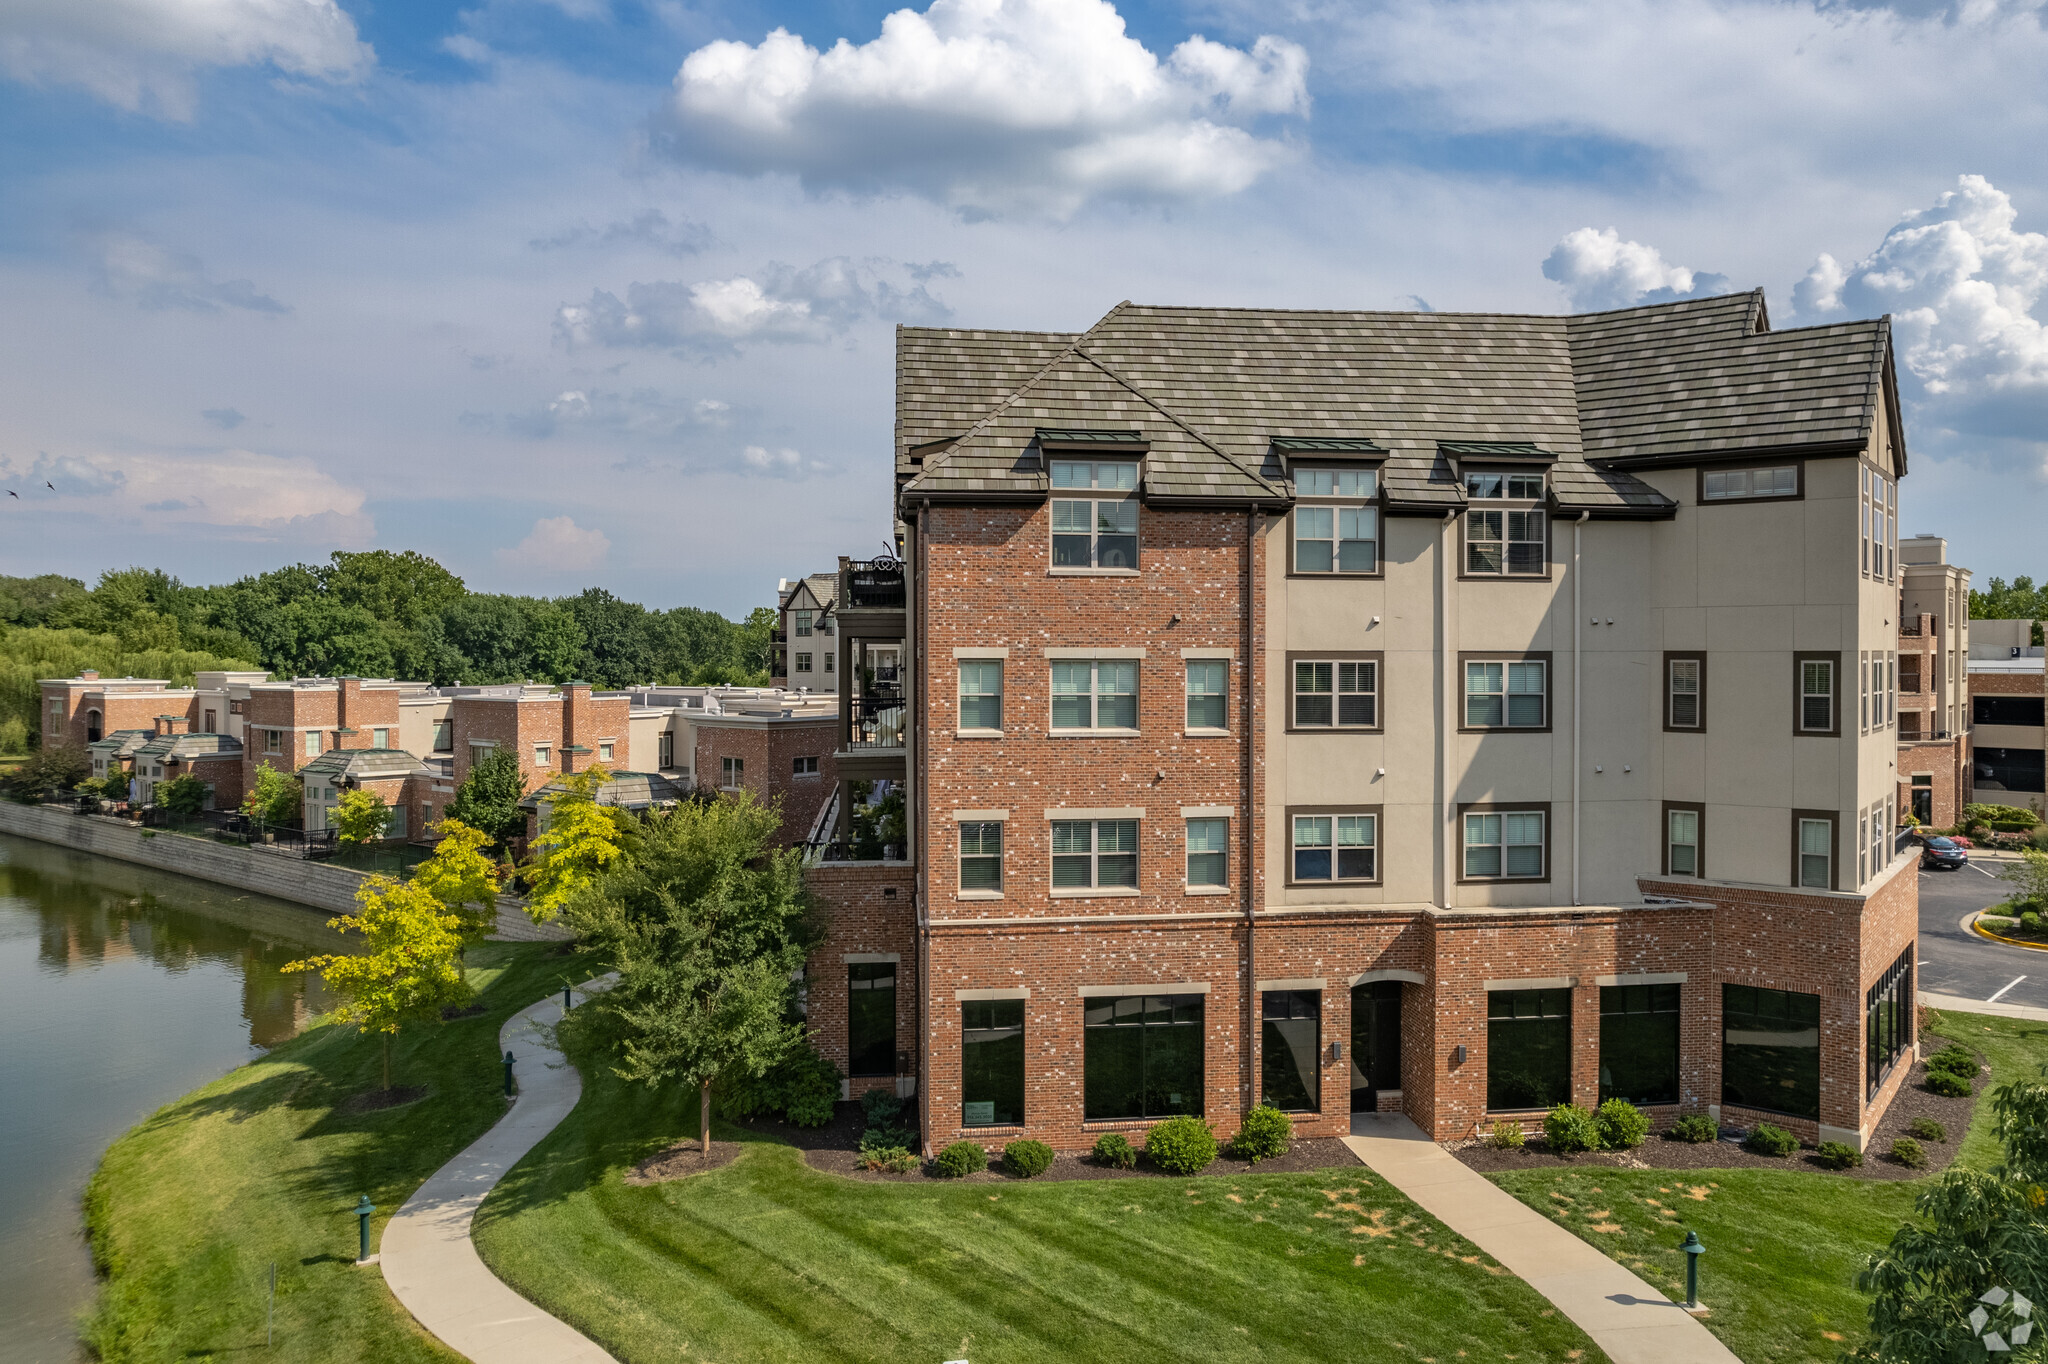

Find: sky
1;0;2045;618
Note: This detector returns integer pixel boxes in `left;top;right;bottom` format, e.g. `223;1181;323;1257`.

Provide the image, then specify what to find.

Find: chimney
81;669;99;681
562;681;590;770
338;677;362;735
157;713;188;737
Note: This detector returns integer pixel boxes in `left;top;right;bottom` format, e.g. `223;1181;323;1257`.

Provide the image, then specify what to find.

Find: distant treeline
1973;576;2048;644
0;552;772;748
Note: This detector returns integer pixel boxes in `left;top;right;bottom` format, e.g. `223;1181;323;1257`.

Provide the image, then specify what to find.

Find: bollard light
503;1049;516;1098
354;1195;376;1263
563;983;573;1012
1681;1230;1705;1309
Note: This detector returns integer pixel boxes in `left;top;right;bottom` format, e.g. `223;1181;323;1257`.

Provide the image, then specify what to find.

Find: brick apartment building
800;289;1923;1156
1968;619;2047;815
1896;535;1972;827
45;671;839;843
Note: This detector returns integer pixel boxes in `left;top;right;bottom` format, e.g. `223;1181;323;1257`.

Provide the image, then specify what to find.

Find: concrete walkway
382;980;618;1364
1923;988;2048;1023
1343;1115;1741;1364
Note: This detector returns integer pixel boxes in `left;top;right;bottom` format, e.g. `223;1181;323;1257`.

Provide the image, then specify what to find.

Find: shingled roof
895;289;1901;518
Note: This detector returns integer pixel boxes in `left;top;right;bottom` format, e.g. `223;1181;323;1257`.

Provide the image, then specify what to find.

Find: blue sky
3;0;2046;617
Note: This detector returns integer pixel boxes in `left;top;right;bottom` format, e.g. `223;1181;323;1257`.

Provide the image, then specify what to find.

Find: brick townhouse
1967;619;2046;815
801;288;1923;1157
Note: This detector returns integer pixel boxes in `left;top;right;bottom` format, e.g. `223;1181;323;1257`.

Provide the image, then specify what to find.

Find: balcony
843;558;905;608
846;694;905;749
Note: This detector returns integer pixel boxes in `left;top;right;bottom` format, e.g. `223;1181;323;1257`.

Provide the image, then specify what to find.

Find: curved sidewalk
382;979;618;1364
1344;1115;1741;1364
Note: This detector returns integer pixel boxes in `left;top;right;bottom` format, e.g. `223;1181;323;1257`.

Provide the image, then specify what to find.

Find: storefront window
1599;984;1679;1105
962;999;1024;1127
1083;994;1204;1120
1260;991;1321;1111
1487;988;1571;1111
1722;985;1820;1119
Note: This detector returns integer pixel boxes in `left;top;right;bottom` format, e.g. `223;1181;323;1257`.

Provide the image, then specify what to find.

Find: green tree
0;573;89;626
446;748;529;847
283;876;472;1090
155;772;211;816
566;793;817;1155
334;788;393;844
325;550;465;626
410;818;502;948
241;761;302;827
1853;1078;2048;1363
2002;847;2048;909
563;587;656;688
523;765;628;922
0;744;89;796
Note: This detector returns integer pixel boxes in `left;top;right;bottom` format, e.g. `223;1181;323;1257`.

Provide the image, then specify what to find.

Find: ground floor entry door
1350;981;1403;1112
1912;785;1933;824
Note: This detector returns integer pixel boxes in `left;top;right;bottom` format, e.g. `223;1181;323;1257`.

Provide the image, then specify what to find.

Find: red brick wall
693;718;838;846
805;863;917;1102
1971;671;2044;696
1897;739;1963;829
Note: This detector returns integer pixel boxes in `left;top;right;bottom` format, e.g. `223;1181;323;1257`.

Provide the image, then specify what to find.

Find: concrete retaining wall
0;801;567;942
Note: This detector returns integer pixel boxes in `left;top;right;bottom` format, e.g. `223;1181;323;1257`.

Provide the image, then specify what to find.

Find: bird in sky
45;480;55;490
6;490;17;499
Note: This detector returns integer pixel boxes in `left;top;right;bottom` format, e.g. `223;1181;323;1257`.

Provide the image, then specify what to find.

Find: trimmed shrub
1817;1140;1863;1170
1003;1139;1055;1178
1746;1123;1799;1156
1489;1120;1526;1150
860;1088;906;1126
1144;1115;1218;1175
1594;1099;1649;1151
2024;911;2045;933
1668;1114;1719;1144
1230;1105;1293;1163
1092;1133;1137;1169
1907;1116;1947;1143
1926;1069;1973;1098
859;1146;918;1174
1891;1137;1929;1169
1543;1103;1600;1155
934;1141;988;1178
1926;1045;1978;1080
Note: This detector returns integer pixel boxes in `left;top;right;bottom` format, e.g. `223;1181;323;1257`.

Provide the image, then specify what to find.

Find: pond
0;832;350;1364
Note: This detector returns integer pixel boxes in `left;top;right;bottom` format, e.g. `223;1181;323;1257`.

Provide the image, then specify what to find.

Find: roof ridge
1072;347;1284;498
908;301;1132;486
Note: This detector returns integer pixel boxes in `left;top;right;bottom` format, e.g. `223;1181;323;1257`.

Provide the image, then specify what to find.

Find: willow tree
565;792;816;1155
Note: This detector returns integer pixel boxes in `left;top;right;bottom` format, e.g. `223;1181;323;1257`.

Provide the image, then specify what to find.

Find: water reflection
0;833;354;1364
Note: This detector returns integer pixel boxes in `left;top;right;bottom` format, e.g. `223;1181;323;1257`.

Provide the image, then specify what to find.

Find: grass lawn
83;940;604;1363
475;1037;1605;1364
1489;1008;2048;1364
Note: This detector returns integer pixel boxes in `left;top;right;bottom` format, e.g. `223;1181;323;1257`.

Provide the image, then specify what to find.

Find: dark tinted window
1974;695;2046;727
1486;988;1571;1111
1599;984;1679;1105
848;963;897;1077
1261;990;1321;1111
1974;748;2047;794
1722;984;1820;1119
1083;994;1203;1120
962;999;1024;1127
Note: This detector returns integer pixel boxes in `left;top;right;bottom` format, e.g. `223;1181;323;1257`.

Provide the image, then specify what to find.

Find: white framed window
372;727;390;749
1051;660;1137;731
599;741;614;762
1798;658;1836;733
824;651;834;672
1292;659;1377;728
1464;472;1546;577
304;730;321;757
1702;466;1797;500
535;743;551;766
1858;809;1870;885
1293;467;1379;573
1051;819;1137;889
1667;807;1701;877
1463;810;1545;880
1186;817;1228;887
1464;659;1546;729
794;610;813;637
1291;813;1376;883
657;731;673;769
959;661;1003;731
1797;815;1833;889
721;755;743;788
792;755;819;776
433;720;453;752
960;821;1003;892
1050;460;1139;570
266;729;282;753
1668;657;1702;729
795;651;813;673
1185;660;1227;731
1465;472;1545;500
1860;652;1871;731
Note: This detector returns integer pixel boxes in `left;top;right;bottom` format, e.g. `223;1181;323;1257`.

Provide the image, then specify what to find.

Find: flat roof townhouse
801;289;1922;1155
1967;620;2046;815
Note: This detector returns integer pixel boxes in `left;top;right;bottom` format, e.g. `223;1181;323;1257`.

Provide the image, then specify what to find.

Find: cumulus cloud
653;0;1309;216
88;232;290;314
201;407;245;429
0;448;371;541
554;256;950;352
529;209;713;257
482;386;740;440
0;0;372;120
499;515;611;572
740;445;828;478
1794;175;2048;409
1541;227;1731;311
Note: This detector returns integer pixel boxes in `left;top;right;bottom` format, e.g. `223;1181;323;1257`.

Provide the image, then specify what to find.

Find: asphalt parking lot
1915;853;2047;1011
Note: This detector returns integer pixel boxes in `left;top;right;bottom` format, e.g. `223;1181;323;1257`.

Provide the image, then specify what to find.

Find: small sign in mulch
337;1086;429;1115
626;1140;746;1184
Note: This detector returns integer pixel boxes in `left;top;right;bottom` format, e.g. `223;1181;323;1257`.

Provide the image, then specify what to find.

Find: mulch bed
626;1140;747;1184
337;1085;429;1114
1453;1037;1981;1181
739;1103;1363;1183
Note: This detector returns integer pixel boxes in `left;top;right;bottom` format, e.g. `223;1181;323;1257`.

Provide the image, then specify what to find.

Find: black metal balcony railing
845;695;905;749
814;840;910;863
843;557;906;609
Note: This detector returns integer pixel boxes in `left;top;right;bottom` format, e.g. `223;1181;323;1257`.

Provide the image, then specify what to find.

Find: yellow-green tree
333;788;392;844
411;818;502;947
241;761;301;826
523;764;626;922
283;875;471;1090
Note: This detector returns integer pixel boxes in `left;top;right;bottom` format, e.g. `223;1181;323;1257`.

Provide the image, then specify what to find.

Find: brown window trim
1694;457;1806;506
1457;480;1553;581
1456;800;1553;886
1286;466;1387;578
1663;651;1707;733
1284;651;1385;733
1793;651;1842;738
1457;651;1554;734
1661;800;1705;878
1283;803;1384;888
1790;808;1840;892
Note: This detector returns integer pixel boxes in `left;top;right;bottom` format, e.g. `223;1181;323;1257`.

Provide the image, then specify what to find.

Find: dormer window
1292;466;1379;574
1463;471;1547;576
1050;460;1139;570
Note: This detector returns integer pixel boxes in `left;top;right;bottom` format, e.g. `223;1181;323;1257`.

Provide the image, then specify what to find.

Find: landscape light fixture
354;1195;376;1264
1682;1231;1704;1309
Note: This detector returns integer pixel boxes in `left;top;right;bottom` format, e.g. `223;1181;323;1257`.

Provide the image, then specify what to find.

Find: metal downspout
1573;514;1583;907
1243;507;1257;1118
1439;510;1454;908
915;499;932;1154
